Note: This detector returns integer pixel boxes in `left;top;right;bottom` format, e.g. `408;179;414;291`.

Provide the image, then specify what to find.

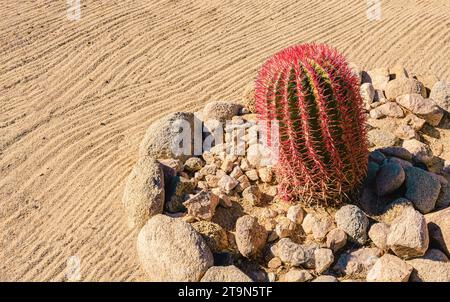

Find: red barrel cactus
255;44;368;204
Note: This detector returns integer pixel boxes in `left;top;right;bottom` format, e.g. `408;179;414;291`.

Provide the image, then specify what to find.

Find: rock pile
123;65;450;282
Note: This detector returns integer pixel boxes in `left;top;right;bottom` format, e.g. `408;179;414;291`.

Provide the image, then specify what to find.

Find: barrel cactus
255;44;368;204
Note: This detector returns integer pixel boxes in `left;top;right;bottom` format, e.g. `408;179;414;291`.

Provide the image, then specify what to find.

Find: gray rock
335;205;369;245
384;78;426;100
366;254;413;282
404;166;441;213
123;156;165;229
139;112;195;161
137;215;213;281
203;101;242;122
430;80;450;112
274;238;318;268
387;156;413;169
387;207;429;259
376;162;405;196
378;146;413;161
407;249;450;282
369;150;386;164
396;94;443;126
425;208;450;257
436;181;450;209
235;215;267;258
201;266;253;282
334;247;382;279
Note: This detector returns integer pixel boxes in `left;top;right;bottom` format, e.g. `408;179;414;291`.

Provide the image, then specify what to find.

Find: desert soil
1;0;449;281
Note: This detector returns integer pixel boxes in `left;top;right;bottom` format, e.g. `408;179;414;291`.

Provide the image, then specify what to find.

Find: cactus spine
255;44;368;204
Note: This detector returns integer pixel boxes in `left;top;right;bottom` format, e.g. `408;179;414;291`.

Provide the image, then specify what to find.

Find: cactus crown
255;44;368;204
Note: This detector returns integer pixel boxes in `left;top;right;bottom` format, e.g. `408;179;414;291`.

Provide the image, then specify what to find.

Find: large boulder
425;207;450;257
407;249;450;282
201;266;253;282
387;207;429;259
384;78;426;100
376;162;405;196
404;166;441;214
137;215;213;281
122;156;165;229
139;112;196;161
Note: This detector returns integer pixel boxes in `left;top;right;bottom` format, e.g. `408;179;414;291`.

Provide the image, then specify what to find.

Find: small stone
396;94;443;126
387;207;429;259
245;169;259;181
281;269;313;282
247;143;274;167
267;257;282;269
220;159;235;173
315;248;334;274
183;190;220;221
378;146;413;161
235;215;267;258
360;83;375;108
334;247;382;279
362;68;390;91
404;166;441;214
366;254;413;282
240;158;252;171
201;265;253;282
376;162;405;196
368;223;390;250
274;238;306;267
402;139;433;165
312;215;335;241
384;78;426;100
218;175;239;193
199;164;217;176
258;167;273;183
242;185;261;206
326;228;347;253
275;217;296;238
212;188;233;208
370;102;405;119
205;174;219;188
287;205;305;225
335;205;369;245
184;157;205;172
394;124;418;140
192;221;229;253
230;166;244;179
302;213;316;234
268;272;276;282
312;275;339;282
425;207;450;257
236;174;251;190
430;80;450;112
165;176;196;213
407;249;450;282
368;129;399;148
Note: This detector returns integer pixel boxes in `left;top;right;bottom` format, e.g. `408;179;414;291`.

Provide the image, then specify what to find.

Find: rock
367;129;399;148
362;68;390;91
235;215;267;258
407;249;450;282
315;248;334;274
404;166;441;213
370;102;405;119
267;257;282;269
378;146;413;161
378;198;414;224
312;275;339;282
396;94;443;126
360;83;375;108
430;80;450;112
281;269;313;282
229;166;244;179
201;265;253;282
436;181;450;209
165;176;196;213
394;124;417;140
335;205;369;245
387;207;429;259
199;164;218;176
310;215;335;241
184;157;204;172
191;220;228;253
218;175;239;193
402;139;433;165
267;272;276;282
402;114;427;131
334;247;382;279
384;78;426;100
366;254;413;282
274;238;307;267
376;162;405;196
387;156;413;169
258;167;273;183
247;143;274;167
326;228;347;253
242;82;256;113
369;150;386;164
137;215;213;281
139;112;195;161
287;205;305;225
425;208;450;257
183;190;219;221
390;64;409;79
368;223;390;250
242;185;261;206
123;156;165;229
275;217;296;238
220;159;235;173
203;101;242;122
236;174;251;191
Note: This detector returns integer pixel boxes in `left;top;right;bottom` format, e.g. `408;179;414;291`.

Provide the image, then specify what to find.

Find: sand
0;0;449;281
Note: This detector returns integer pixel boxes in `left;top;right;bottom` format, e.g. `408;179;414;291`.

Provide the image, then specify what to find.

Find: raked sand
1;0;449;281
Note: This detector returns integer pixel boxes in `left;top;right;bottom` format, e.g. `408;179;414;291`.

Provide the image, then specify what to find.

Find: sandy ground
0;0;449;281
